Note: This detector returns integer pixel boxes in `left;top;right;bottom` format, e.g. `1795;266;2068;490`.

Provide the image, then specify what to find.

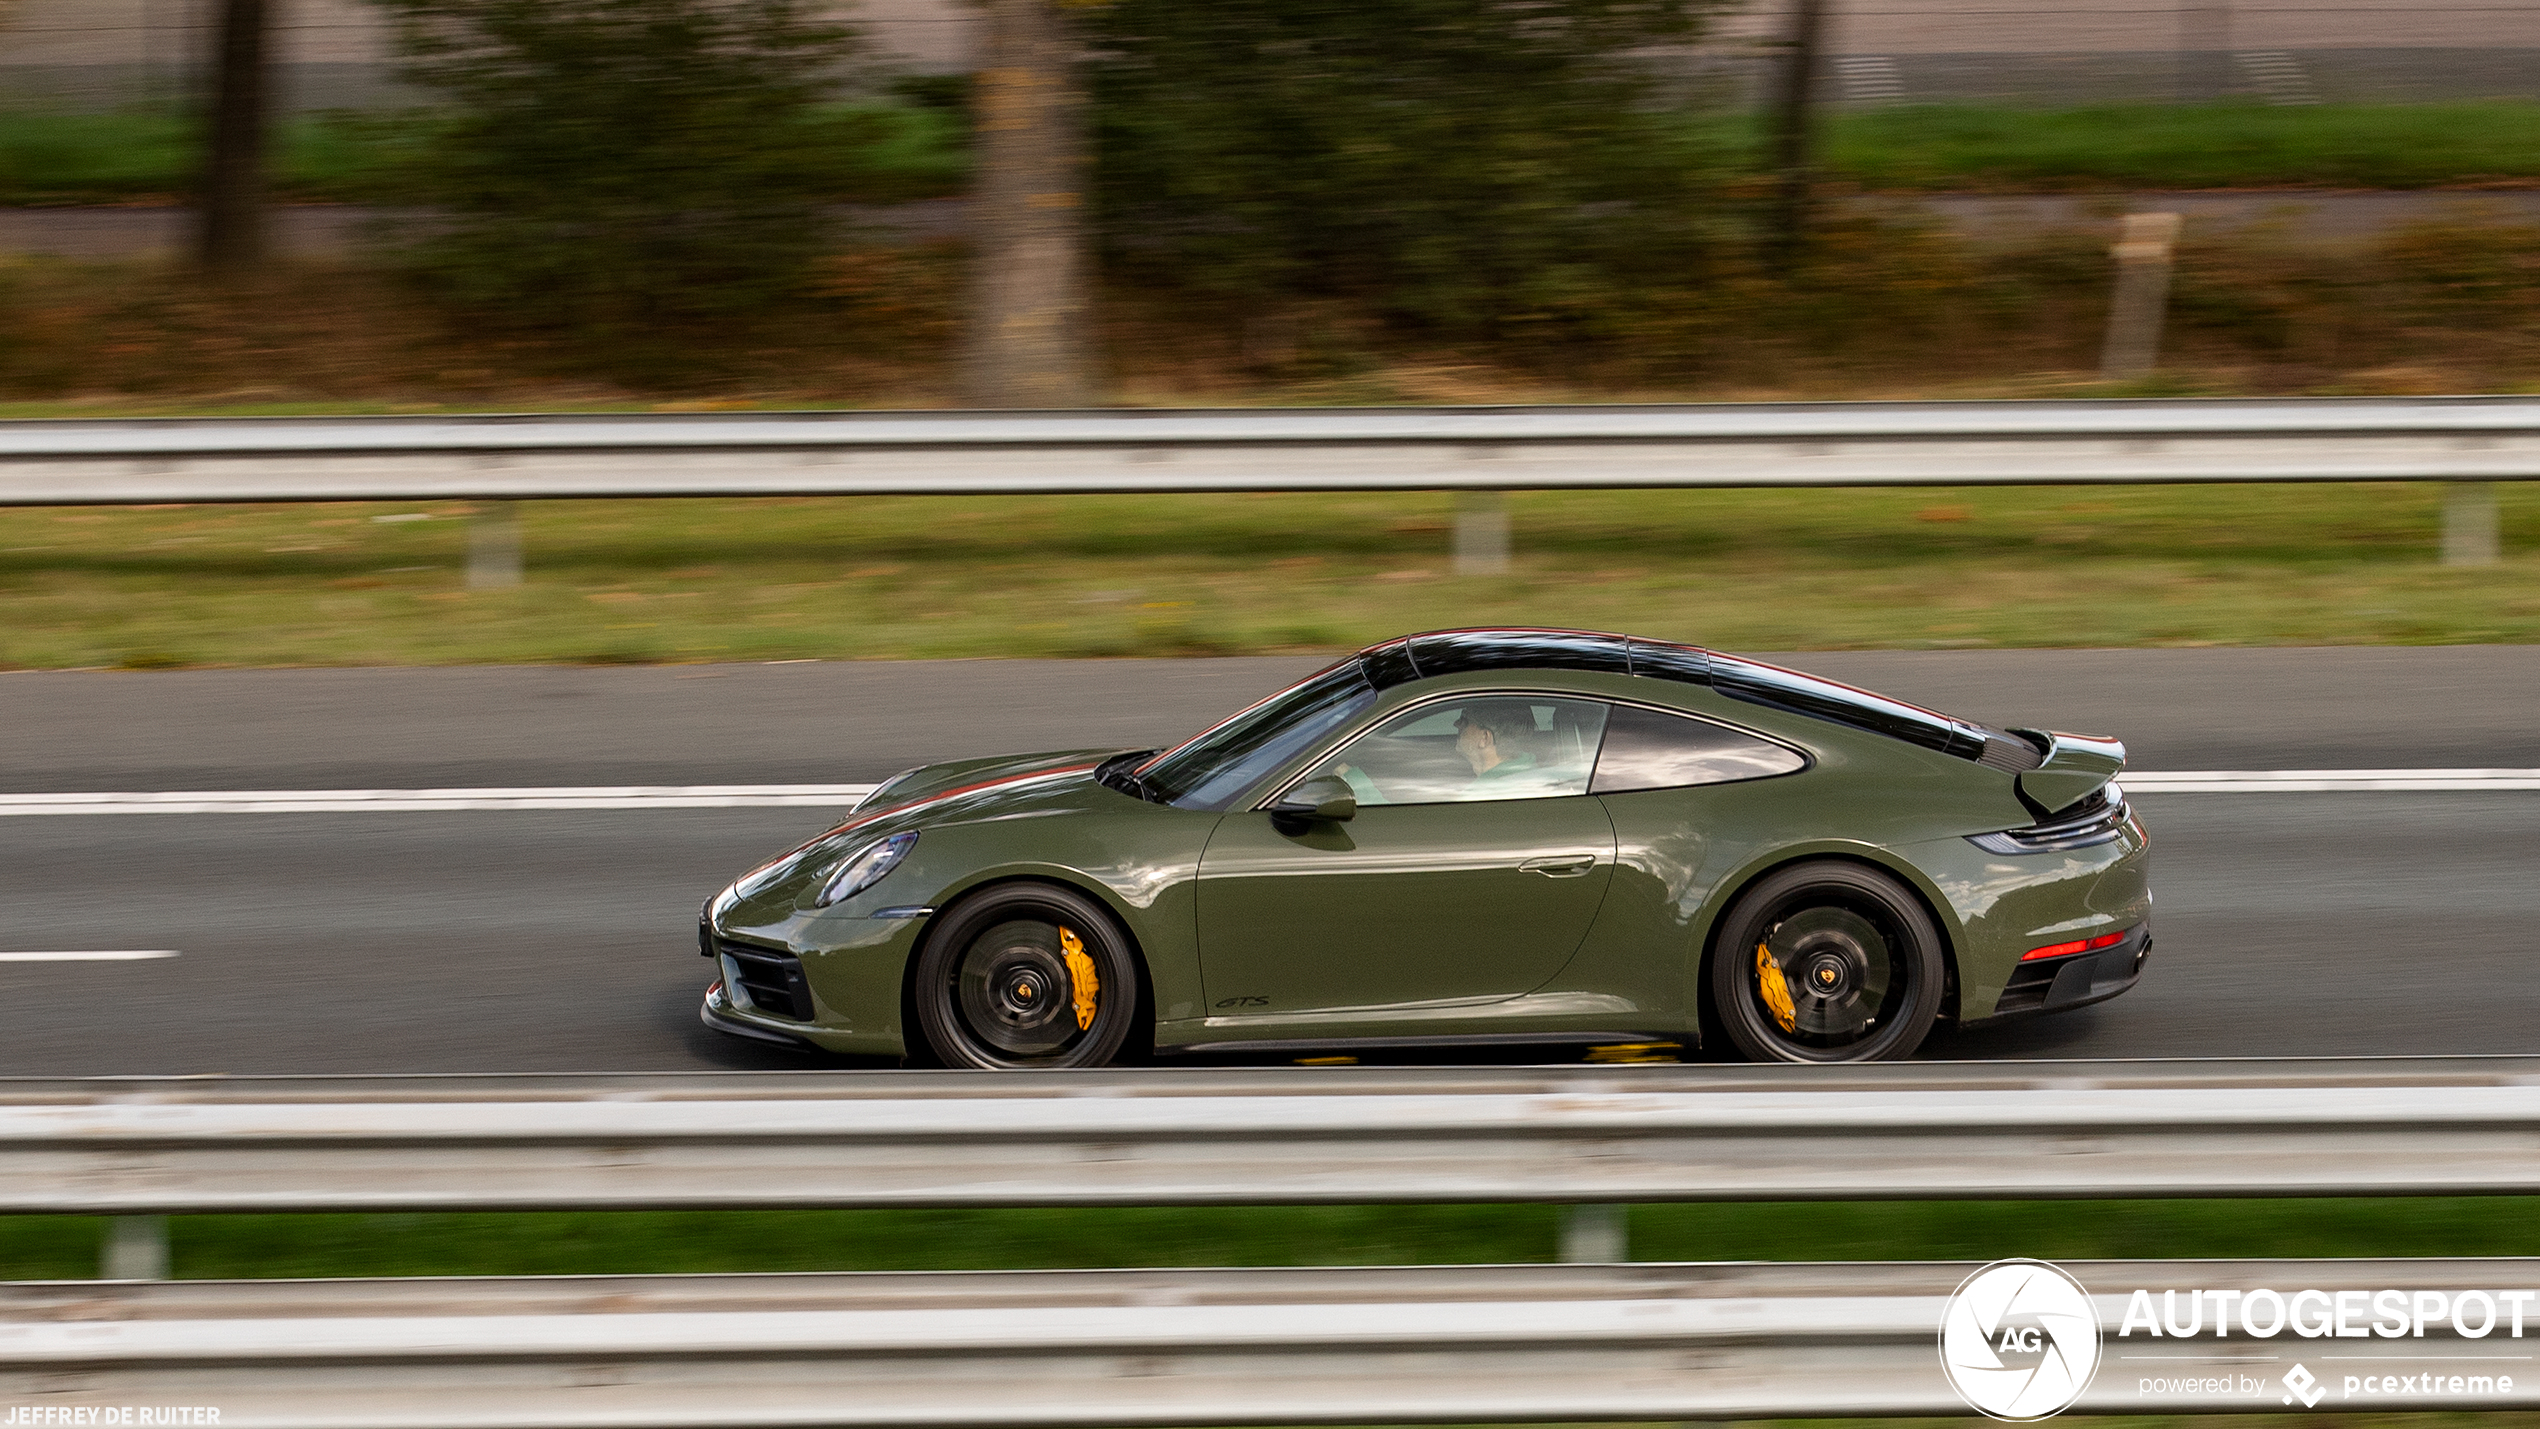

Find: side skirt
1153;1029;1688;1058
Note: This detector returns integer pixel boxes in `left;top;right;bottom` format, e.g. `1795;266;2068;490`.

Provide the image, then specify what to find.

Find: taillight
2022;929;2131;962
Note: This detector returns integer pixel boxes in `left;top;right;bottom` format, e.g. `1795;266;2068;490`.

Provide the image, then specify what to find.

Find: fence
0;397;2532;578
11;1059;2540;1424
14;1258;2540;1425
13;1058;2540;1213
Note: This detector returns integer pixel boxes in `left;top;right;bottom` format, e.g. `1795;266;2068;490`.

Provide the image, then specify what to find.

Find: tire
912;882;1144;1070
1708;861;1945;1063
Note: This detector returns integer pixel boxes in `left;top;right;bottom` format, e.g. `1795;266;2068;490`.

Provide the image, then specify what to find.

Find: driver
1453;701;1539;785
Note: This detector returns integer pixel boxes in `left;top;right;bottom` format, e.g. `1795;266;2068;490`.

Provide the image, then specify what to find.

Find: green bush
370;0;861;337
0;108;198;201
1085;0;1736;345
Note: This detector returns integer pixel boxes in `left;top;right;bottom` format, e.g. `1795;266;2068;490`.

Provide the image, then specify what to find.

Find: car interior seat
1544;703;1600;779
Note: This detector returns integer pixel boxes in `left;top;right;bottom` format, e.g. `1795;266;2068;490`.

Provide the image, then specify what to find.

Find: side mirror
1270;774;1356;828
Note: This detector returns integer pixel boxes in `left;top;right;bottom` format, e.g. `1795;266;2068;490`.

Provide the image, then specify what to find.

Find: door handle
1520;855;1597;878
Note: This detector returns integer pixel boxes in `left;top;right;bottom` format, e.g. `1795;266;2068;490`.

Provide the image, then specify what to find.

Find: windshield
1138;660;1377;810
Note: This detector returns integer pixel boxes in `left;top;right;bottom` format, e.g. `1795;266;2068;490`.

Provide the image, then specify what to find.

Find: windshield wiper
1096;750;1165;804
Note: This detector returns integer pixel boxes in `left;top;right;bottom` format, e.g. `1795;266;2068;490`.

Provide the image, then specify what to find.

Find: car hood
863;747;1131;815
714;749;1136;923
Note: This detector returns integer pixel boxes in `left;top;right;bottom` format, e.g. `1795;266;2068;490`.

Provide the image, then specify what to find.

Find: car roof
1353;627;2001;766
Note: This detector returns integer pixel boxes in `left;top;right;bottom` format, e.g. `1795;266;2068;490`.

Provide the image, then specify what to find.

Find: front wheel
912;883;1143;1069
1708;861;1945;1063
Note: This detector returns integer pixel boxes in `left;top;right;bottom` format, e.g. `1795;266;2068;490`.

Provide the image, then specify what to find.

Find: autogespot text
2119;1286;2537;1340
2122;1286;2528;1402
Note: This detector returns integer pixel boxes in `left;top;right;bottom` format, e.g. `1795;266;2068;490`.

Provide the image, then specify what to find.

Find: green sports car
699;628;2149;1065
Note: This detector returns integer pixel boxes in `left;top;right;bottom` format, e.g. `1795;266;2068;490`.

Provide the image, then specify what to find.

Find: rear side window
1590;704;1807;794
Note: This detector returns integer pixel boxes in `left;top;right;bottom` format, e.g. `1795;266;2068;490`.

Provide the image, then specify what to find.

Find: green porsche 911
699;628;2149;1066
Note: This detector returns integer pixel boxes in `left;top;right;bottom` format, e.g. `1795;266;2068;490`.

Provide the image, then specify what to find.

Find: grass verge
9;1198;2540;1280
12;102;2540;203
0;103;966;205
1809;101;2540;192
1;484;2534;669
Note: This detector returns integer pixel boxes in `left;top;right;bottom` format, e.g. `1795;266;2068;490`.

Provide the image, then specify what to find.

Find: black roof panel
1405;628;1632;679
1355;628;1988;763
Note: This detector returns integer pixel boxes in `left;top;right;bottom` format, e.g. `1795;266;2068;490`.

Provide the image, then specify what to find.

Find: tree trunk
963;0;1093;408
199;0;270;273
1766;0;1828;267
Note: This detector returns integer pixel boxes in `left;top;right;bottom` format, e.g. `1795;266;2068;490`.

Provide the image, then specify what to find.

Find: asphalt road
2;647;2535;1075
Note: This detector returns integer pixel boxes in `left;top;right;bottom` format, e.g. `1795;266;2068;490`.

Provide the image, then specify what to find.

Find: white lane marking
2126;770;2540;793
0;951;179;961
0;785;880;815
0;771;2534;816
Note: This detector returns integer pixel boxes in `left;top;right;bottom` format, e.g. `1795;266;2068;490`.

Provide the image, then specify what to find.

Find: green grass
2;483;2535;669
9;1198;2540;1280
0;103;967;205
7;101;2537;207
1812;101;2540;191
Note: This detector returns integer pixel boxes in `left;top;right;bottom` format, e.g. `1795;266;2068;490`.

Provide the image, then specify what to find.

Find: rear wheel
913;883;1143;1069
1709;861;1944;1063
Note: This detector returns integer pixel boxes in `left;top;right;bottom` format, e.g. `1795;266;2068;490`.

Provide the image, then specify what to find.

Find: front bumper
696;913;928;1058
700;982;816;1047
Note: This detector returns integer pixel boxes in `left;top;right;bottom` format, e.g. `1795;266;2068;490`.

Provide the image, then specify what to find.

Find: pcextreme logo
1939;1260;2104;1420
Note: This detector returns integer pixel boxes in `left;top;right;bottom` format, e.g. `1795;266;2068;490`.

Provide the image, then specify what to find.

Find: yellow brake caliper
1059;927;1100;1031
1755;941;1798;1034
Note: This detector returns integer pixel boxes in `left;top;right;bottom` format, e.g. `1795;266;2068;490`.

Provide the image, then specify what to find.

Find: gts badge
1214;996;1269;1009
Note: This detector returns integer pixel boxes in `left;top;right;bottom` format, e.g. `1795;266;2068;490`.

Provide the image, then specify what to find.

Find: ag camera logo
1940;1259;2103;1420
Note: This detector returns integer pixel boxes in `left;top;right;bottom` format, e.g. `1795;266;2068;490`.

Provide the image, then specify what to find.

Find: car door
1194;695;1618;1017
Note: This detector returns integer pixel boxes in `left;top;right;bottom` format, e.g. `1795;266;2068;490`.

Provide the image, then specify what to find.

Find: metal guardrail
6;772;2539;817
2;397;2538;502
13;1058;2540;1214
10;1259;2540;1425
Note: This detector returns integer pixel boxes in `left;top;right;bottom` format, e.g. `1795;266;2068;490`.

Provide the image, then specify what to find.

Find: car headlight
813;831;918;908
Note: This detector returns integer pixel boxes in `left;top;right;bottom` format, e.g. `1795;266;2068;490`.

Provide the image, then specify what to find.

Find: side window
1590;704;1807;794
1314;697;1609;806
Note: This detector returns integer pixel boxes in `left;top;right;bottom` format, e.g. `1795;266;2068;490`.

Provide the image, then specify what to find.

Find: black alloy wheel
1708;861;1945;1063
912;882;1143;1069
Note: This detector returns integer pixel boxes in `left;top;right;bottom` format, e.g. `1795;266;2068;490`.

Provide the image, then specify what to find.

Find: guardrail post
466;500;524;589
1557;1203;1627;1263
2101;212;2182;382
1453;491;1510;576
102;1216;169;1280
2443;481;2501;567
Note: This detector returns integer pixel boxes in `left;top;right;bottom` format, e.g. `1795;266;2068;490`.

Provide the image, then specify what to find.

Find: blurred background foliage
1084;0;1732;343
361;0;864;338
0;0;2537;399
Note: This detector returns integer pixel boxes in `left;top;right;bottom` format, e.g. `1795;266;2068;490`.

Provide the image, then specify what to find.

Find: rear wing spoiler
2010;729;2126;817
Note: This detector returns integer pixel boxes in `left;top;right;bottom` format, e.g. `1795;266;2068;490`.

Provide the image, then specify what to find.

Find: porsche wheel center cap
1800;952;1856;1000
